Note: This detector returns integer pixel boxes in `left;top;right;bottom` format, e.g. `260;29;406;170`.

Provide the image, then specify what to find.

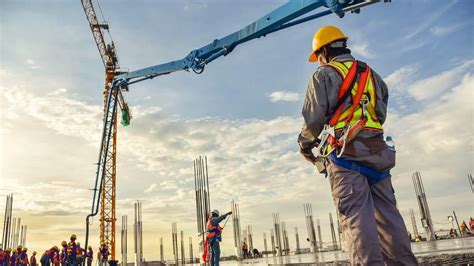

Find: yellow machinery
80;0;130;260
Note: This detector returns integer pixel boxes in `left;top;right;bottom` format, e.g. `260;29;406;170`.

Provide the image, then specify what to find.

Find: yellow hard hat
23;247;28;252
33;251;37;255
61;241;67;246
70;234;77;240
308;25;348;62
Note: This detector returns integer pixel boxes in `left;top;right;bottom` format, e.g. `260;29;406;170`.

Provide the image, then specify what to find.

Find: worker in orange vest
203;209;232;266
298;25;416;265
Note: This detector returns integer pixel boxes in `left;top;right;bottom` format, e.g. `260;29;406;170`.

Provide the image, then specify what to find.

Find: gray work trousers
327;140;417;265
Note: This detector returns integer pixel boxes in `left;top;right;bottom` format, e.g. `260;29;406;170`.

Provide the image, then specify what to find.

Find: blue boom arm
114;0;387;87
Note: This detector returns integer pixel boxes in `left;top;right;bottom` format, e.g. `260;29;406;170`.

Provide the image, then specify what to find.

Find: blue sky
1;0;473;261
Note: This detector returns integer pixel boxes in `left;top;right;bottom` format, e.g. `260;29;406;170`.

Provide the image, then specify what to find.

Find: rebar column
295;227;300;254
304;203;317;252
409;208;418;240
172;223;178;265
160;237;164;263
134;201;142;266
189;237;193;264
263;233;268;257
231;201;242;259
272;213;282;256
121;215;127;266
316;219;323;251
270;229;275;257
281;222;289;255
247;225;253;256
194;156;211;261
412;171;435;241
180;231;185;264
329;213;337;250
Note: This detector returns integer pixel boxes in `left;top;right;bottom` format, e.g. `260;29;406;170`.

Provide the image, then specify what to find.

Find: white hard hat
211;209;220;216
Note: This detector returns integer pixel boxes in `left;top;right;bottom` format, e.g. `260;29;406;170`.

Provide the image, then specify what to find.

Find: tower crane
80;0;131;261
81;0;390;261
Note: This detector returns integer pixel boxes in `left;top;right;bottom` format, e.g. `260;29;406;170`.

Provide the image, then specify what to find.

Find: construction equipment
81;0;390;257
80;0;131;261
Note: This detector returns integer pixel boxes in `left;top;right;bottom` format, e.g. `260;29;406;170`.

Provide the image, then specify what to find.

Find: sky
0;0;473;261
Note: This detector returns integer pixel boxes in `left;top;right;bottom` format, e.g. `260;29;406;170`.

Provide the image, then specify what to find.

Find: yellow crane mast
80;0;130;259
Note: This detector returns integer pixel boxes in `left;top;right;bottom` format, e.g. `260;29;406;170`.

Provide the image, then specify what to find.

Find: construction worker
0;248;5;266
242;242;249;259
98;243;109;266
59;241;67;266
298;26;417;265
30;251;37;266
67;235;78;266
17;247;28;266
85;247;93;266
203;209;232;266
75;243;85;266
10;250;18;266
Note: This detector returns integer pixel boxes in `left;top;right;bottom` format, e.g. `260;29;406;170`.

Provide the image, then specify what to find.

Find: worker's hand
300;146;317;164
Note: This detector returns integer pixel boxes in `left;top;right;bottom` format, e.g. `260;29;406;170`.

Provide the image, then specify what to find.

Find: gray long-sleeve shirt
298;54;388;149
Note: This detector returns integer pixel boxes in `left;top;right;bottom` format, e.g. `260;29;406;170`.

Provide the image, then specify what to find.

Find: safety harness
202;217;223;263
313;60;390;184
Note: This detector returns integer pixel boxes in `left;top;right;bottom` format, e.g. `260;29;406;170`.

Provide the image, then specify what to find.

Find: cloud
269;91;300;102
407;60;473;101
430;23;465;36
144;183;159;193
405;0;458;40
351;40;375;59
384;64;419;92
26;58;40;69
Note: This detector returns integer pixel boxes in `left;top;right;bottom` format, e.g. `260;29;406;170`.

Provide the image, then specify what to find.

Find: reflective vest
206;217;222;240
326;60;383;133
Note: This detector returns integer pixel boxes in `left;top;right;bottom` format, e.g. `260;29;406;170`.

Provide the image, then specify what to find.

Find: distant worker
67;235;78;266
203;209;232;266
47;246;59;266
10;250;17;266
0;248;5;266
75;243;86;266
40;251;49;266
86;246;93;266
60;241;68;266
298;25;417;265
252;248;260;258
18;247;29;266
470;217;474;231
242;242;249;259
30;251;37;266
98;243;109;266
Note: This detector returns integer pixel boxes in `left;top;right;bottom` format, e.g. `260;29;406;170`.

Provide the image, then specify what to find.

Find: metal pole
2;195;9;246
270;229;275;257
453;211;462;236
317;219;323;251
189;236;193;264
468;173;474;193
160;237;164;263
329;213;337;250
295;227;300;254
263;233;268;257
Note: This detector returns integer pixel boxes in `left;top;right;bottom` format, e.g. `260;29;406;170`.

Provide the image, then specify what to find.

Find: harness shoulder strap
327;60;367;126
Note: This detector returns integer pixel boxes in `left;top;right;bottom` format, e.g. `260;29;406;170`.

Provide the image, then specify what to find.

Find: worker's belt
329;153;389;185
